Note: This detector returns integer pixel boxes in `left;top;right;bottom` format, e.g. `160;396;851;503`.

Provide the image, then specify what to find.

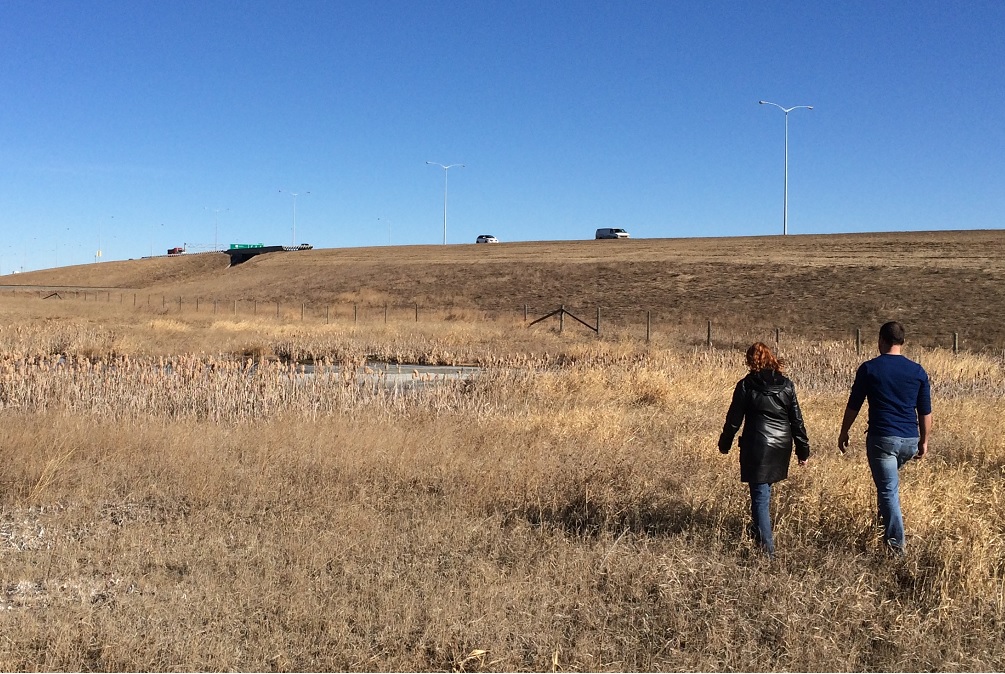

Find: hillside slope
4;231;1005;347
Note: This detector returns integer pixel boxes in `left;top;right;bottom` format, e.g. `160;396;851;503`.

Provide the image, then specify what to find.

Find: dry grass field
1;231;1004;671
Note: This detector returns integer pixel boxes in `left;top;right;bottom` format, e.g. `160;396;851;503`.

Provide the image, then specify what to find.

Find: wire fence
2;286;991;356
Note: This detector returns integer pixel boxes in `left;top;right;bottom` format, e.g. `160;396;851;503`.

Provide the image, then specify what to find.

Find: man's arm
916;413;932;459
838;406;859;453
916;367;933;459
840;362;868;453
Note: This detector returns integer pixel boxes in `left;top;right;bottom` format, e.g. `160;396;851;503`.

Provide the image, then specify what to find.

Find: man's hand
838;430;850;454
838;406;859;454
916;413;932;460
798;458;808;467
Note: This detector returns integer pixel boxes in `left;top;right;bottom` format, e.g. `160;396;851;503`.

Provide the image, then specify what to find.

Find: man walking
838;321;932;554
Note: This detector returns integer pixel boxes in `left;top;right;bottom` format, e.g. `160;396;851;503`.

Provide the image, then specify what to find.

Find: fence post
354;304;357;323
953;332;959;355
301;303;305;321
559;305;565;333
415;303;419;322
254;300;258;316
707;320;712;348
196;297;200;312
234;300;237;316
162;295;166;308
384;304;388;323
596;307;601;337
326;305;330;325
276;301;280;319
775;327;780;344
855;328;862;355
646;311;651;343
524;304;528;322
214;299;218;314
133;294;136;306
178;297;182;312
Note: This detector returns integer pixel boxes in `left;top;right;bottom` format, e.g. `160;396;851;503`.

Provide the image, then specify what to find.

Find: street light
150;223;164;257
426;162;464;245
96;215;113;262
759;100;813;236
279;190;309;247
205;208;229;251
378;217;390;246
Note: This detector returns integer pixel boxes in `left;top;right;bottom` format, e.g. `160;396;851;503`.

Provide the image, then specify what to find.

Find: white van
595;228;630;239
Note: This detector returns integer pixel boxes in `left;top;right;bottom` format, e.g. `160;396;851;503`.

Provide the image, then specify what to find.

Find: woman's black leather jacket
718;368;811;484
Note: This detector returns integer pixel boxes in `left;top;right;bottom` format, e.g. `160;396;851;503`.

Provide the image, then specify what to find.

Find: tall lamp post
279;190;309;246
205;207;229;251
759;101;813;235
96;215;113;263
426;162;464;244
378;217;391;246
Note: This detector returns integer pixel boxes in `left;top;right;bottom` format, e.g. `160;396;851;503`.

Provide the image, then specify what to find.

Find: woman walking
718;342;810;557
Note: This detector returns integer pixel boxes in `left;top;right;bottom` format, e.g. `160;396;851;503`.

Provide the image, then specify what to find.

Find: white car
475;234;499;243
595;228;630;239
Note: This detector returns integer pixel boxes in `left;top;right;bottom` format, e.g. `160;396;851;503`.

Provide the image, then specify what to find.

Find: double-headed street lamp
426;161;464;245
759;100;813;236
279;190;309;247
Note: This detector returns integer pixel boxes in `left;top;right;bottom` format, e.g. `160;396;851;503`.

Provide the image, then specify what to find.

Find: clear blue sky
1;0;1003;271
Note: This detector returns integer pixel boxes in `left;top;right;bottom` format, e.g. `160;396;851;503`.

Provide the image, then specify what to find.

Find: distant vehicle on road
167;246;185;255
475;234;499;243
595;228;630;239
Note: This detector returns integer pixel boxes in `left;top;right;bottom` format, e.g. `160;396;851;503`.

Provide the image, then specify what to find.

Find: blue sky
1;1;1003;271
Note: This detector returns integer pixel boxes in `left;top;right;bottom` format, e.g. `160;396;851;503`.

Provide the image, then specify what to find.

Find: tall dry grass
0;295;1004;670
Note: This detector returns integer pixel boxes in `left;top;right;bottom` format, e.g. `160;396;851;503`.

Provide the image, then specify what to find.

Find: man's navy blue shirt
847;353;932;438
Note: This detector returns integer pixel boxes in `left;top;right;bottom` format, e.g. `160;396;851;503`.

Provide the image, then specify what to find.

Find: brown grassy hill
4;230;1005;348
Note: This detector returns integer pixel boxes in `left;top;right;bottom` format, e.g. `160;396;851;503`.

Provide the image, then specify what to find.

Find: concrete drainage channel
37;357;488;391
297;360;487;389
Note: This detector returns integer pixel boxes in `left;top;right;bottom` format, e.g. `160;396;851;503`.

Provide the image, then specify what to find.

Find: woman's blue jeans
748;482;774;556
866;435;919;552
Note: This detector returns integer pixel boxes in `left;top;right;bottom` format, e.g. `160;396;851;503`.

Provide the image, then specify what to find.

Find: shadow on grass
511;489;745;541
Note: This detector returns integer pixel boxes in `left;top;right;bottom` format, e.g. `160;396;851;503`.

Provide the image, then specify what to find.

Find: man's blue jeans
748;482;774;556
866;435;919;552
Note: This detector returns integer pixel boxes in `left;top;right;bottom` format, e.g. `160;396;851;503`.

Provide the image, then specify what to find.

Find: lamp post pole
759;101;813;235
150;223;164;257
96;215;113;263
205;208;228;251
426;162;464;244
280;190;309;247
378;217;391;245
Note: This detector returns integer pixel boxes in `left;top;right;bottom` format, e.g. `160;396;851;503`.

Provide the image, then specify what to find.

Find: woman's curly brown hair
746;342;785;373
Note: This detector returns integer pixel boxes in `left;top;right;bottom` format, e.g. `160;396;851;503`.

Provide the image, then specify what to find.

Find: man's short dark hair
879;321;905;346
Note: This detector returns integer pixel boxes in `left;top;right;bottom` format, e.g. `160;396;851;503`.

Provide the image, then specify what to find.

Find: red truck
167;247;185;255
